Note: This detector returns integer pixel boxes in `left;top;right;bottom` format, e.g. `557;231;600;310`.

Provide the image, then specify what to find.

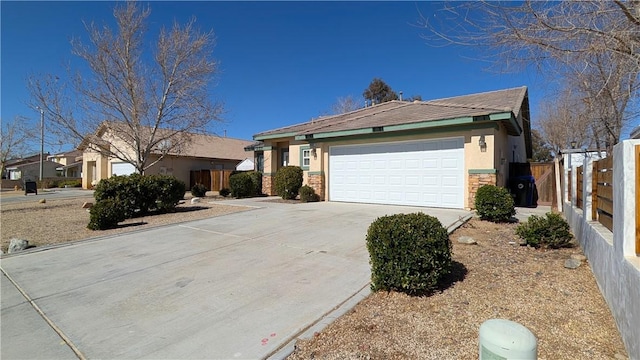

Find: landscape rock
39;198;46;204
564;258;582;269
614;353;628;360
8;238;29;253
82;202;93;209
457;236;477;245
191;197;201;204
571;254;587;262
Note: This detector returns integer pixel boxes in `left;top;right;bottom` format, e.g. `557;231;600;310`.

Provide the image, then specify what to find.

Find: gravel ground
288;218;629;360
0;194;249;253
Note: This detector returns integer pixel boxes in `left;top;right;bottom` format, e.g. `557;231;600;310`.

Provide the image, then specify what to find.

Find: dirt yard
288;218;629;360
0;193;249;253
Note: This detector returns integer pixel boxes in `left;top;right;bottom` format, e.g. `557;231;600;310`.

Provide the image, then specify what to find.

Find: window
256;153;264;172
282;149;289;167
300;147;311;170
302;149;311;167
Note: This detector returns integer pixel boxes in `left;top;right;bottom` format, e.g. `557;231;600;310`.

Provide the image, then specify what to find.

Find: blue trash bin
510;175;535;207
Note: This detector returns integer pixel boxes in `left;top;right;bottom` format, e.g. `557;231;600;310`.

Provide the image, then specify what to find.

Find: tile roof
255;86;528;139
180;133;255;160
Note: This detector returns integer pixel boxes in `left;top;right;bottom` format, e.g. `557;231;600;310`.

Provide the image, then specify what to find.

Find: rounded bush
274;166;303;200
516;212;574;248
229;172;255;198
247;171;263;196
191;183;208;197
366;213;452;295
153;175;185;212
93;175;138;218
299;185;319;202
93;174;185;219
87;198;126;230
474;185;516;222
219;188;231;197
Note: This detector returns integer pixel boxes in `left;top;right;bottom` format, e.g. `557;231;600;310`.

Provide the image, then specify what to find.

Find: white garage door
111;162;136;176
329;138;464;208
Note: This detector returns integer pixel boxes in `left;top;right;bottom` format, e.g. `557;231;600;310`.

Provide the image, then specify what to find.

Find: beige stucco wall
144;155;240;187
82;128;243;189
259;122;526;208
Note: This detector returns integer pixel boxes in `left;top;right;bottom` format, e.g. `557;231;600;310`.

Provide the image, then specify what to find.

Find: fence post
592;159;599;221
569;154;582;207
555;158;563;211
613;140;640;257
563;153;570;203
636;145;640;255
583;156;593;219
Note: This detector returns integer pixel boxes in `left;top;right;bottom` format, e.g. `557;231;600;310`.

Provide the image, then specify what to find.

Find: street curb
266;283;371;360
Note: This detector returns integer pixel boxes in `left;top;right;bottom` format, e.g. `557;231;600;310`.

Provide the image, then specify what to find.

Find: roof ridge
426;86;527;103
302;101;411;134
422;101;512;112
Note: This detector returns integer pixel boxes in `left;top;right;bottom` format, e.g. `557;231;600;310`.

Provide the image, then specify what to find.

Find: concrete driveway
1;198;471;359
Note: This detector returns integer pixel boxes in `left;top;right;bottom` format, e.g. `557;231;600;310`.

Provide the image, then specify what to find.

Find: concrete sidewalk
1;199;471;359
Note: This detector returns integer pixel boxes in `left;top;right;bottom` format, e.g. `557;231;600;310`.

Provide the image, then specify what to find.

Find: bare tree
329;95;362;115
536;87;592;155
28;1;222;174
0;117;35;178
420;1;640;148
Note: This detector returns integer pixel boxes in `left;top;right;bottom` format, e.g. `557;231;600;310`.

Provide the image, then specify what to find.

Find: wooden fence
576;166;584;209
593;156;614;232
189;169;233;192
530;162;556;206
509;162;556;207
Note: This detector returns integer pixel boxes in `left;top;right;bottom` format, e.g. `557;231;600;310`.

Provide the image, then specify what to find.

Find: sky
1;1;549;153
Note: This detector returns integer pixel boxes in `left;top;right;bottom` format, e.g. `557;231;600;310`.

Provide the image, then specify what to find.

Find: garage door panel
330;138;464;208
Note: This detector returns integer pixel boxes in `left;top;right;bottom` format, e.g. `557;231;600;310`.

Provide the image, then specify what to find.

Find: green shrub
366;213;452;296
516;212;574;248
229;172;255;198
94;175;138;218
153;175;185;212
59;179;82;188
93;174;185;218
191;183;208;197
474;185;516;222
275;166;303;200
87;198;126;230
219;188;231;197
299;185;319;202
247;171;262;196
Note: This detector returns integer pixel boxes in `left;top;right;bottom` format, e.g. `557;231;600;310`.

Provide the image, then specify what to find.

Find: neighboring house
631;125;640;139
47;150;83;178
2;153;49;179
5;160;61;181
79;123;254;189
253;86;532;210
235;158;255;171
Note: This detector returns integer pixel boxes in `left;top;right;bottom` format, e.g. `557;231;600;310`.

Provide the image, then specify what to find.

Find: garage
111;162;136;176
329;138;464;208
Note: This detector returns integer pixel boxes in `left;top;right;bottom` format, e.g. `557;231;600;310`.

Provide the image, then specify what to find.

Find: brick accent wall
468;173;497;209
308;173;325;201
262;174;276;195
